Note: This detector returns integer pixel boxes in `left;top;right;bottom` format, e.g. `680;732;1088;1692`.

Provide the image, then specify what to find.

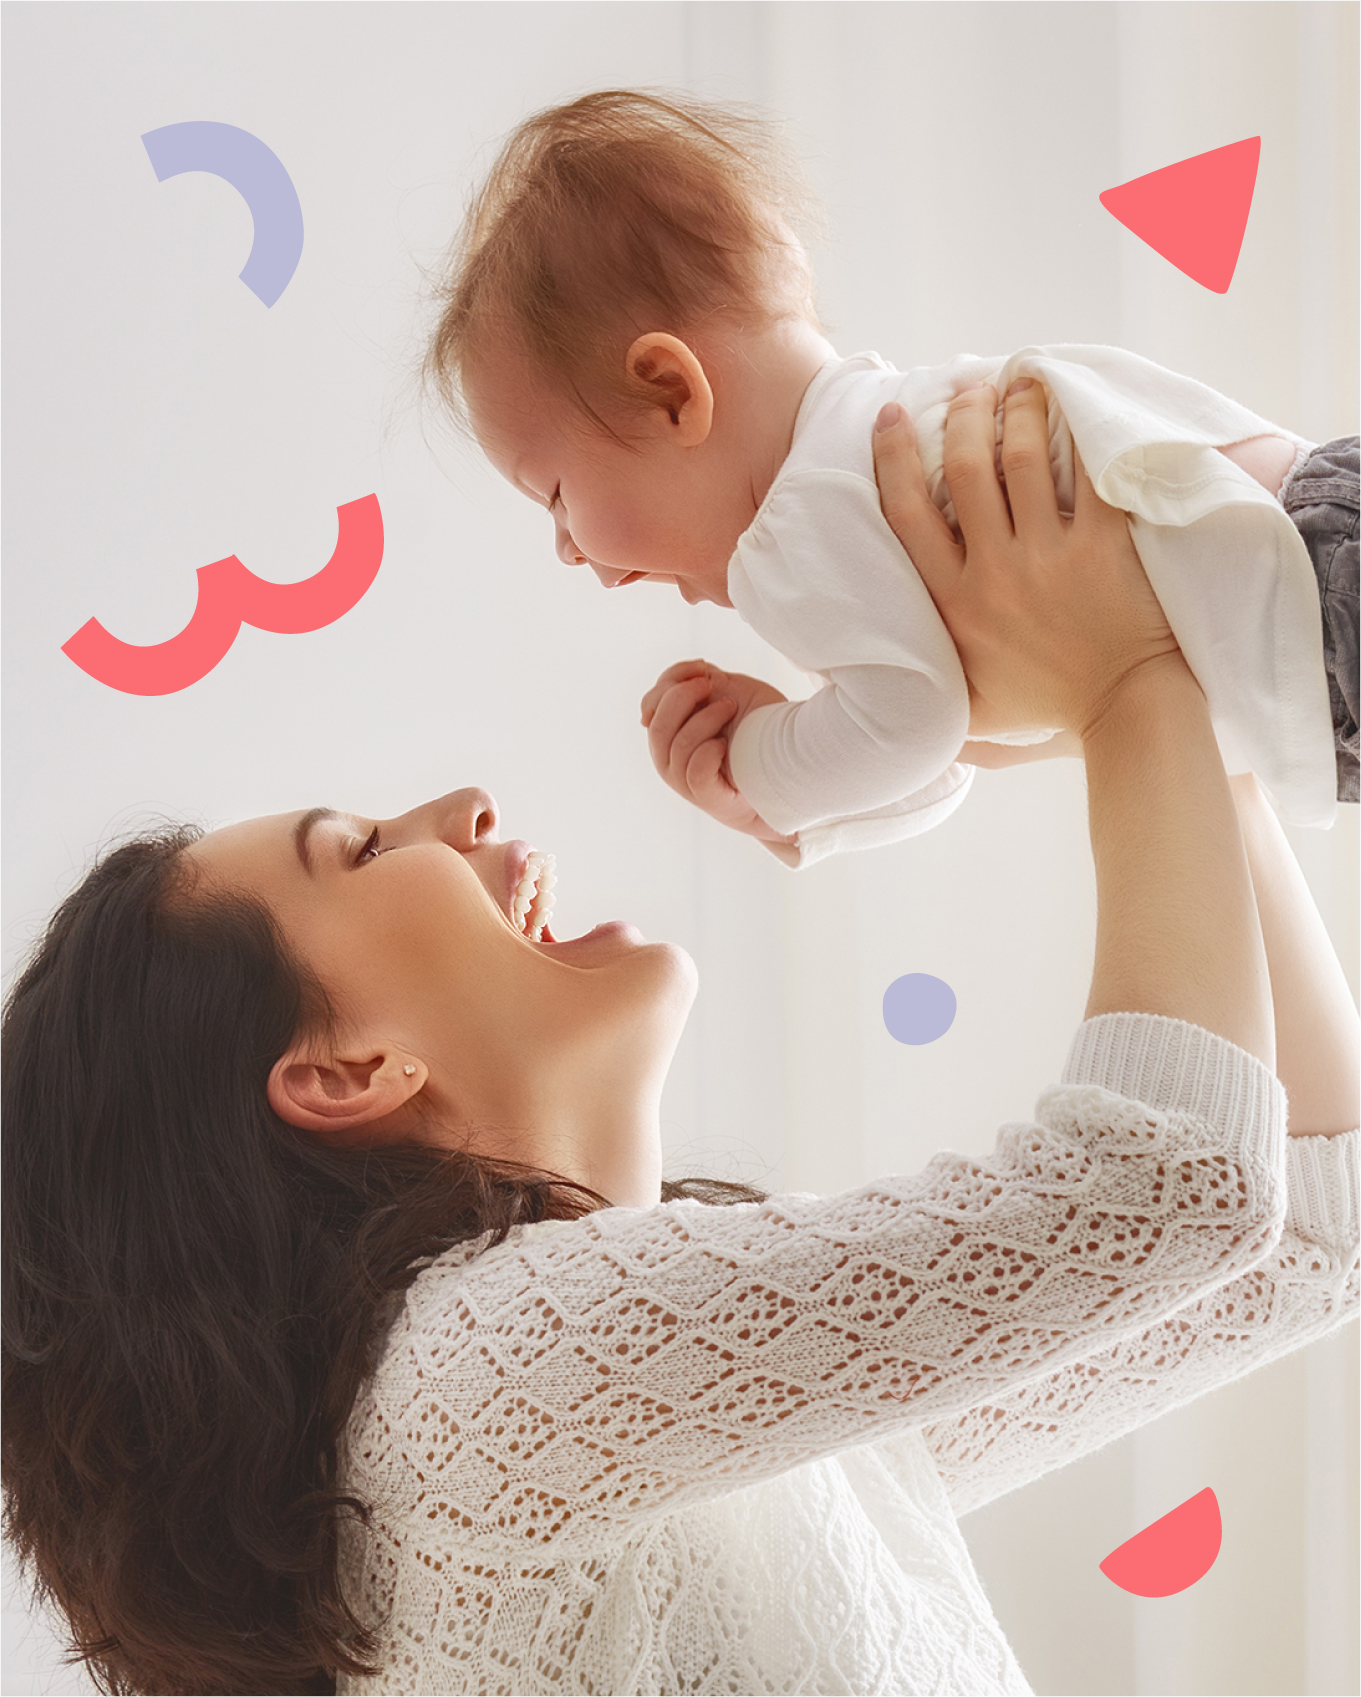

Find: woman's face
185;787;696;1204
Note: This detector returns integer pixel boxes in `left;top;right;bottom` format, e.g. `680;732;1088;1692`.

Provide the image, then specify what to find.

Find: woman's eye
548;487;561;513
355;827;385;865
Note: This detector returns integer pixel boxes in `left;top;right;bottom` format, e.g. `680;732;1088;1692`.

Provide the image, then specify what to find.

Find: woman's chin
653;937;699;994
631;937;700;1031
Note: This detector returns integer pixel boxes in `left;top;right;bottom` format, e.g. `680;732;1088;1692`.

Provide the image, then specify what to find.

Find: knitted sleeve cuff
1061;1012;1286;1171
1284;1128;1360;1238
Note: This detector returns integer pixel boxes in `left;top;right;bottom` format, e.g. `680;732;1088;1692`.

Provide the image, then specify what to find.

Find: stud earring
403;1064;417;1077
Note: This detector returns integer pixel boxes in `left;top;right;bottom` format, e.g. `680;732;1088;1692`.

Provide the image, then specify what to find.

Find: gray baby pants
1282;436;1359;803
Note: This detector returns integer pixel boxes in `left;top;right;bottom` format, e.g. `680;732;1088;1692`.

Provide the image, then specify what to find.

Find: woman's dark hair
2;826;764;1696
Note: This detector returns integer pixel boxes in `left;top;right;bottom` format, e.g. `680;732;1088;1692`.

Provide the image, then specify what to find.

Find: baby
436;90;1358;867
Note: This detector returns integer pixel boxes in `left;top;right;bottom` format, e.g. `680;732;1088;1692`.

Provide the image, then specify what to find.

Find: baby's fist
640;660;792;842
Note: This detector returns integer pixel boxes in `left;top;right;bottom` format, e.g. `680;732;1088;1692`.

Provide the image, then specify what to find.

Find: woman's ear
267;1045;426;1140
625;333;714;446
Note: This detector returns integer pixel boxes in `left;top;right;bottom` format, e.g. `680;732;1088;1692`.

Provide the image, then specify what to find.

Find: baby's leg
1215;434;1296;495
1217;434;1301;496
1280;437;1359;802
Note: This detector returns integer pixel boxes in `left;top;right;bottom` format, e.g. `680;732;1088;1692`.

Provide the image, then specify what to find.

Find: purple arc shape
141;121;304;307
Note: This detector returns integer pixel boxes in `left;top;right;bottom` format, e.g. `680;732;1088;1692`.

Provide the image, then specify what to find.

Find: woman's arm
370;1046;1286;1539
1080;664;1274;1058
917;776;1358;1516
919;1125;1358;1517
873;385;1274;1064
1230;772;1359;1135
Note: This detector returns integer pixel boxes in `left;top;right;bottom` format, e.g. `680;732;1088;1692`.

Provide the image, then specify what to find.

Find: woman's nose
405;788;499;851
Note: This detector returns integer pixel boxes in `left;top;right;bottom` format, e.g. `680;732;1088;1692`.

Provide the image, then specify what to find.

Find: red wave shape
1099;1486;1222;1597
62;494;383;696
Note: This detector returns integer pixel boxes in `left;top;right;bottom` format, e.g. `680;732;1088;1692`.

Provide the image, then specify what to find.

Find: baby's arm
640;660;798;844
959;730;1083;768
716;470;973;837
643;661;982;864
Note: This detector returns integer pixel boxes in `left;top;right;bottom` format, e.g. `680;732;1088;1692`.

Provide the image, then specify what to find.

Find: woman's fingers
872;402;963;604
941;384;1013;553
1069;444;1119;535
997;380;1062;541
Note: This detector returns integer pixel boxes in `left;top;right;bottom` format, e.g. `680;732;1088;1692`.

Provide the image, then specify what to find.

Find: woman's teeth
512;850;557;941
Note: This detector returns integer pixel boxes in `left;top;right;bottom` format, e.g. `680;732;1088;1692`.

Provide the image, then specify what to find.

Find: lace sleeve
920;1129;1359;1516
348;1016;1286;1546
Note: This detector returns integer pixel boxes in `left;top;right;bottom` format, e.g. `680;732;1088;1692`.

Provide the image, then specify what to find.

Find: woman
3;386;1355;1697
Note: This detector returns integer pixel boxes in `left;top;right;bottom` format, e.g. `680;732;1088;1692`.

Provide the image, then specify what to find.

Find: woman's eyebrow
294;807;340;876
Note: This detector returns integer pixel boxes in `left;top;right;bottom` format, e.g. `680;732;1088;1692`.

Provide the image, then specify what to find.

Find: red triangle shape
1100;138;1261;293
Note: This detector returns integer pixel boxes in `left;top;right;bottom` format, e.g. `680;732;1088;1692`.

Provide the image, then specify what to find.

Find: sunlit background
4;5;1356;1692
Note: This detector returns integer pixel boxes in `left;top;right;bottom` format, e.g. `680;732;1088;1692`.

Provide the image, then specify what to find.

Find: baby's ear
625;333;713;446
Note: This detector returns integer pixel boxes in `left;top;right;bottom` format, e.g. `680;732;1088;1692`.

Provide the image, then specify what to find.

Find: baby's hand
640;660;794;843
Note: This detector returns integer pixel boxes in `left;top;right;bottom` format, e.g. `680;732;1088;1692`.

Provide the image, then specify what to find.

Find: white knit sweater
336;1014;1359;1696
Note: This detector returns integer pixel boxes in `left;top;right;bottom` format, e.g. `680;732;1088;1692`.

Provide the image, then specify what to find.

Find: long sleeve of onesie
919;1120;1358;1516
726;469;972;844
756;759;977;869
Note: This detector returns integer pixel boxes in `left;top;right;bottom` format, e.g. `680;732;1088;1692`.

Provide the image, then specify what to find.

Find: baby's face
465;348;741;608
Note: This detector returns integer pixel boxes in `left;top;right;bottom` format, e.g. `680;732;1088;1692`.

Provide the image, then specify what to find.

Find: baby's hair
425;88;823;440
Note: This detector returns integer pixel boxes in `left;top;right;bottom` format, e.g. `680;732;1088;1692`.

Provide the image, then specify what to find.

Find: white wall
3;5;1356;1694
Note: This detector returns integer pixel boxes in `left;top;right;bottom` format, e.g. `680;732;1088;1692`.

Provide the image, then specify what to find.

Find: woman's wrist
1077;649;1201;751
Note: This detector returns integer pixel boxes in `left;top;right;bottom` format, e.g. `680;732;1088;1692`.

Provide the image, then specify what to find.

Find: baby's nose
555;522;587;568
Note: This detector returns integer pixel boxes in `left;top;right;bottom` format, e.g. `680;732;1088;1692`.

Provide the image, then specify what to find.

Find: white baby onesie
726;347;1335;868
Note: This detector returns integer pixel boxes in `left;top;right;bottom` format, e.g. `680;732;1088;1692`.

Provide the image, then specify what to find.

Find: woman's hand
873;381;1273;1064
872;382;1185;742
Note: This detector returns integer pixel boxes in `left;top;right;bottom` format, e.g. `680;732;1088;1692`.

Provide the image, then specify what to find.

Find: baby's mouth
511;850;557;942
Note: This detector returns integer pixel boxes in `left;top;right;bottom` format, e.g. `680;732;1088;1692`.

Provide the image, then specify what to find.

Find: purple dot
882;974;957;1045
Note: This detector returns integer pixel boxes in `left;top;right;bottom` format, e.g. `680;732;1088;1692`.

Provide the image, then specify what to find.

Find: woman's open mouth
503;842;641;951
510;848;557;942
